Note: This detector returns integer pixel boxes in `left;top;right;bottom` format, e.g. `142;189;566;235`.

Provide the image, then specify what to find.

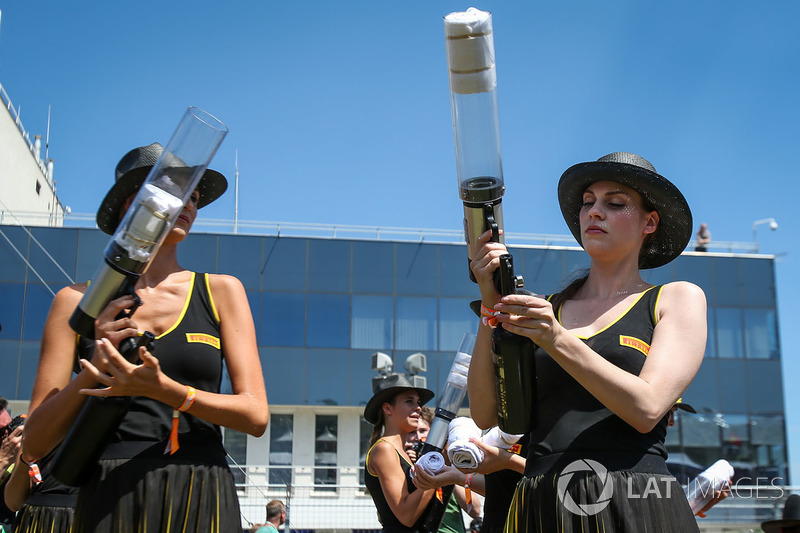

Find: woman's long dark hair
369;411;386;446
549;269;589;316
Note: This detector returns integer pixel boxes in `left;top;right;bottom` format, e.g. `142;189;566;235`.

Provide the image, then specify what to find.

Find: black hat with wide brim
761;494;800;533
96;142;228;235
363;373;435;425
674;398;697;414
558;152;692;269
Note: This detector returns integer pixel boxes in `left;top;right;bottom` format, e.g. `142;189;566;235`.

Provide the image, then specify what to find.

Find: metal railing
0;211;767;254
230;462;798;531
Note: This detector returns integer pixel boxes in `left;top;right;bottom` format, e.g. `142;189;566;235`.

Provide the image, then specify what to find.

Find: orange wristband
178;386;196;412
464;473;474;512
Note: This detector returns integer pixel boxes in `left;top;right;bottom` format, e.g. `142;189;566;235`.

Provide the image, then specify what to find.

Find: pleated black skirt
504;470;700;533
71;457;241;533
13;504;74;533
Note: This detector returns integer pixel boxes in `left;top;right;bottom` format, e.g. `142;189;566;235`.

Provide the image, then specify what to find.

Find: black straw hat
96;142;227;235
761;494;800;533
558;152;692;269
674;398;697;414
363;374;434;425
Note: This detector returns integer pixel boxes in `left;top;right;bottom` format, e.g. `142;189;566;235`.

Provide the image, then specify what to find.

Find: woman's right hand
93;295;140;349
469;229;508;306
89;294;140;373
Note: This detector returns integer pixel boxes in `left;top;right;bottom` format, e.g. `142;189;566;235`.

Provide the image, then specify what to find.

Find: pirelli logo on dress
619;335;650;356
186;333;220;349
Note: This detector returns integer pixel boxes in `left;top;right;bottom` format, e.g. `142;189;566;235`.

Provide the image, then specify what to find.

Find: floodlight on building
752;218;779;252
371;352;393;376
405;352;427;375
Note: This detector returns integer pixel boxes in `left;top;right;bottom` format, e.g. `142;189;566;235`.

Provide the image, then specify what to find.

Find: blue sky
1;1;798;482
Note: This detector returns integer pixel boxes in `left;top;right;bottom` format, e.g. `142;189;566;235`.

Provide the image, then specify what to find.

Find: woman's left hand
79;338;164;399
411;463;463;491
493;293;561;349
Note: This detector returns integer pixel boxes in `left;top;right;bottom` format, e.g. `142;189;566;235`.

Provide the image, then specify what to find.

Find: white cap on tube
445;7;496;94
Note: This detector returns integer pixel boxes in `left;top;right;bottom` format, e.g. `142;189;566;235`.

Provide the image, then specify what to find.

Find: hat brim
761;519;800;533
675;402;697;414
96;166;227;235
557;161;692;269
363;386;435;425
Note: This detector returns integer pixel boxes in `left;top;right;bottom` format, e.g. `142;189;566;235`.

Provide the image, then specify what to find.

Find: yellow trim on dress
559;285;659;340
156;272;195;340
652;285;664;325
365;438;412;478
204;273;221;324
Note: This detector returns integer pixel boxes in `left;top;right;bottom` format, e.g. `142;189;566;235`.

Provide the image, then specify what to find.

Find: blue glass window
351;295;393;350
217;235;263;290
314;415;338;490
711;257;741;307
260;347;304;405
718;359;748;413
22;284;55;340
179;234;219;274
307;294;349;348
438;244;475;298
0;340;21;397
352;349;380;408
306;349;350;405
261;292;305;347
28;227;78;285
0;284;25;341
396;296;437;351
739;258;774;307
269;414;294;486
682;358;721;413
747;361;784;413
0;226;30;282
75;229;110;283
439;298;477;352
715;307;744;359
353;241;394;295
396;243;437;296
743;308;778;359
262;237;307;291
520;247;566;296
309;239;350;293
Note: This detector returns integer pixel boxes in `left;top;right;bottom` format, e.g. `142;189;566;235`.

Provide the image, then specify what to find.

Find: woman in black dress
21;143;269;532
468;152;707;532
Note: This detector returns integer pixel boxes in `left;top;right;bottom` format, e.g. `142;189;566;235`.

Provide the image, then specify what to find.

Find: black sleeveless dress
71;272;241;533
12;447;77;533
365;439;426;533
506;286;700;533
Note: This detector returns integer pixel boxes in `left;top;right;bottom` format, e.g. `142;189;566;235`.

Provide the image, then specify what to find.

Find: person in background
695;223;711;252
20;143;268;532
254;499;286;532
405;407;482;533
1;397;23;532
364;373;464;532
469;152;707;532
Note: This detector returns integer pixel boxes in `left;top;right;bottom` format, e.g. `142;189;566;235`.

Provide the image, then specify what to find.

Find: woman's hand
469;229;507;306
493;293;562;350
411;463;464;491
79;338;165;399
93;294;140;349
454;438;517;476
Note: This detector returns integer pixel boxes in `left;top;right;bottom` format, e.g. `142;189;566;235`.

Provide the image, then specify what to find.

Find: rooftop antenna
234;149;239;234
45;105;51;161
